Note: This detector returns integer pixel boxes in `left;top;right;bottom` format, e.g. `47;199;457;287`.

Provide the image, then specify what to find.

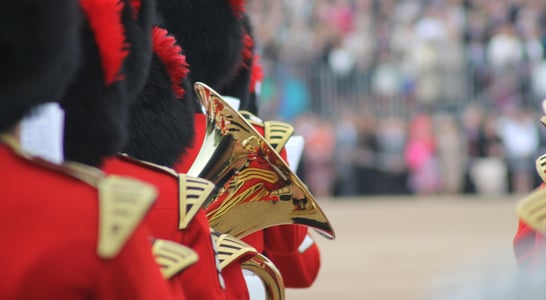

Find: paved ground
285;195;522;300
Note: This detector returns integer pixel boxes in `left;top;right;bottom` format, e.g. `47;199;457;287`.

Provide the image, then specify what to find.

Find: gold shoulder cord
263;121;294;154
0;135;157;259
152;239;198;279
517;188;546;234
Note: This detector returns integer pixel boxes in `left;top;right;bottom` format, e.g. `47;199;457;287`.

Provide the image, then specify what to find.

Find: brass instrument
242;254;285;300
188;82;335;240
212;231;285;300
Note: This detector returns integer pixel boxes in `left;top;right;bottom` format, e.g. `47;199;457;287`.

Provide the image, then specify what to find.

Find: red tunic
513;220;543;270
103;156;227;300
0;142;175;300
513;184;546;270
178;112;322;288
174;113;249;300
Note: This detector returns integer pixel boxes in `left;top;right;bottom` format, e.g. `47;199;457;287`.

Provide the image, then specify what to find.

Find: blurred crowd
247;0;546;197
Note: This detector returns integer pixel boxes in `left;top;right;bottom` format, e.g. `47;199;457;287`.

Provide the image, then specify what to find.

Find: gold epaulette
95;174;157;258
65;161;158;259
0;136;158;259
517;188;546;234
178;175;215;229
210;231;257;271
117;154;214;230
264;121;294;154
65;161;158;258
152;239;198;279
237;112;295;153
536;153;546;184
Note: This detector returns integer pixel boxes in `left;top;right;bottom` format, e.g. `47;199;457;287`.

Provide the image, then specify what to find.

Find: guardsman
0;0;175;299
514;102;546;270
162;1;325;290
218;14;323;288
102;22;243;299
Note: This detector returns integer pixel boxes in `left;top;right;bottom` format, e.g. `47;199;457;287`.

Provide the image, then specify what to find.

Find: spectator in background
375;116;409;194
469;111;508;195
297;114;336;198
435;114;466;194
354;111;379;195
333;109;359;196
246;0;546;196
405;113;441;195
498;107;540;194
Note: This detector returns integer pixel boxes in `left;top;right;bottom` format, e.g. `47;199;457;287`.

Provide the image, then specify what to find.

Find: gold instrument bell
188;82;335;240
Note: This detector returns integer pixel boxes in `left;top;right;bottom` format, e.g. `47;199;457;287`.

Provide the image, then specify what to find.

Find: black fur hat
61;0;154;167
123;25;195;168
155;0;244;92
0;0;81;133
219;13;260;114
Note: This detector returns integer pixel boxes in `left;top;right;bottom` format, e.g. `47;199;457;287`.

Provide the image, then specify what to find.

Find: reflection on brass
242;253;286;300
188;82;335;239
152;239;198;279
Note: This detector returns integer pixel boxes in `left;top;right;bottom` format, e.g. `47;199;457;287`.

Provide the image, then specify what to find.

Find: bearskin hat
155;0;245;93
219;13;263;114
122;23;195;167
0;0;81;133
61;0;154;167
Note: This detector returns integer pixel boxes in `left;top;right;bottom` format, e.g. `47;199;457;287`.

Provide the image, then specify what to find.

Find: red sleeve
513;183;546;271
223;261;249;300
12;225;178;300
513;219;546;271
242;230;265;253
96;225;179;300
178;210;226;300
264;227;321;288
264;225;307;255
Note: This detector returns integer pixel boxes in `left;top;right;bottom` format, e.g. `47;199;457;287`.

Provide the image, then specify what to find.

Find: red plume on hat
0;0;81;133
122;23;195;168
80;0;129;85
62;0;154;167
152;26;189;98
250;55;263;94
129;0;141;16
155;0;244;93
229;0;246;19
218;13;260;113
